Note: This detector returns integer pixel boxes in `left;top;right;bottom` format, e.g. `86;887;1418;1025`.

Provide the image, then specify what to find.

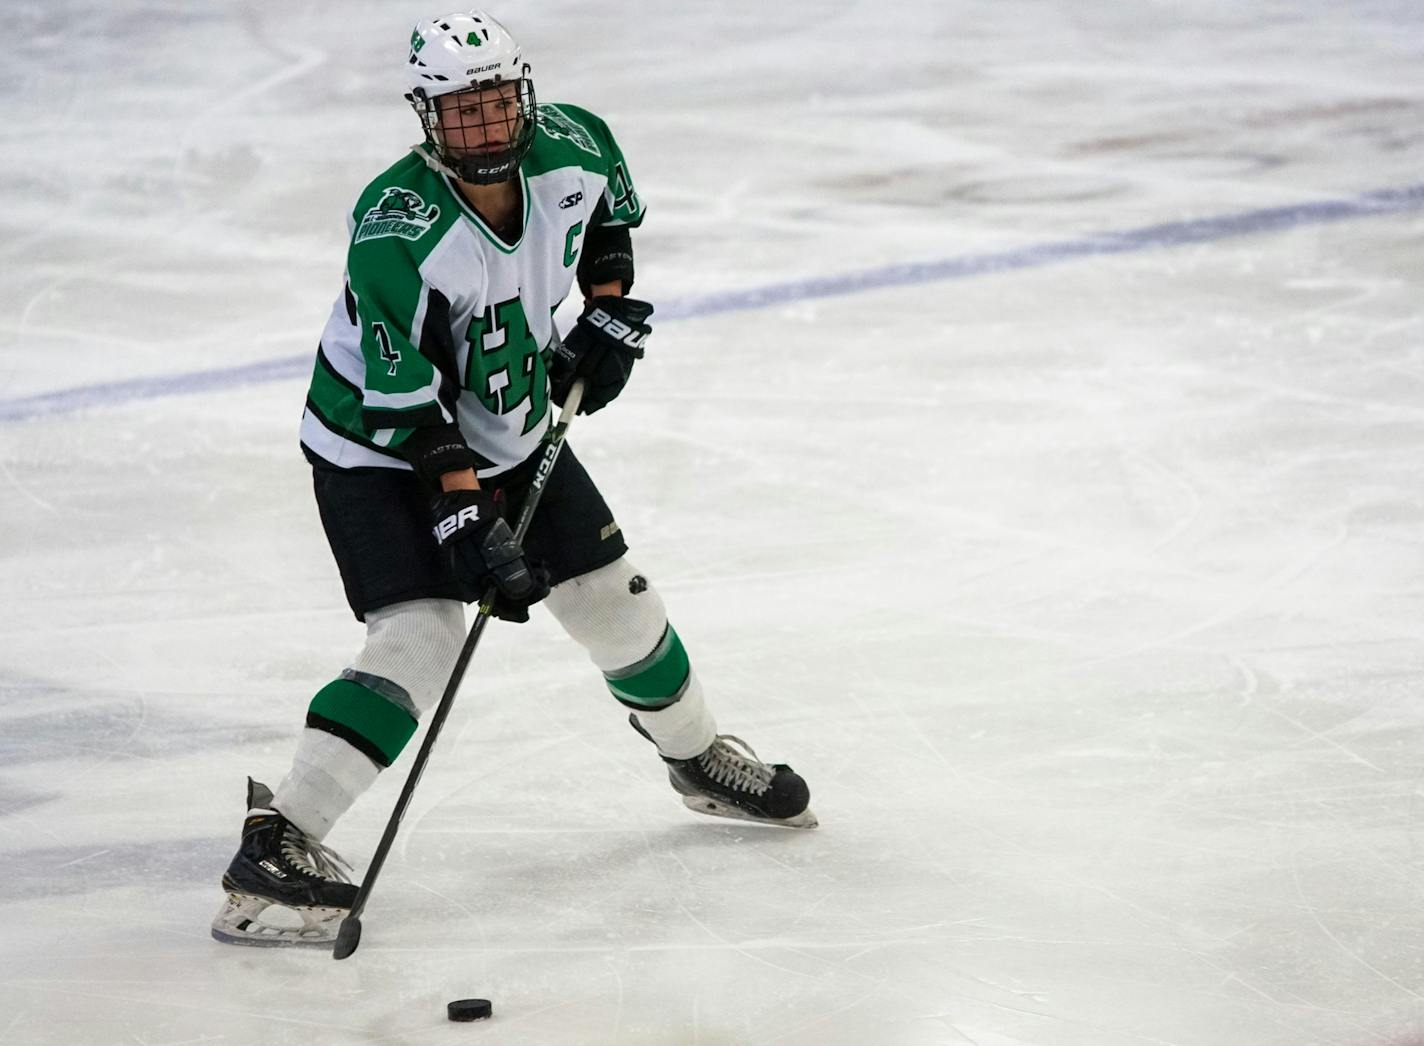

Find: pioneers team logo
355;187;441;244
538;105;601;156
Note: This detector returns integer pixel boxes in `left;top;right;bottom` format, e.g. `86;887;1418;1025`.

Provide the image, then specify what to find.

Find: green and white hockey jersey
299;102;644;476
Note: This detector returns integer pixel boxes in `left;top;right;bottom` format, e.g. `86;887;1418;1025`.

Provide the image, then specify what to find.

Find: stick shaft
334;383;584;955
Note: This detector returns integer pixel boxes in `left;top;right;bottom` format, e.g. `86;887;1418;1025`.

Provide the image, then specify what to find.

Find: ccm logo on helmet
433;505;482;542
587;308;648;348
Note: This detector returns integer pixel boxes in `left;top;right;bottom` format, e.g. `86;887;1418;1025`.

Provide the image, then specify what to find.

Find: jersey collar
441;167;531;255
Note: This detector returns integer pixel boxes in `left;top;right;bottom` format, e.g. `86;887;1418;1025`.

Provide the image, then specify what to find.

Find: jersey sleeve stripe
317;341;365;391
303;397;404;459
361;401;449;430
300;409;412;471
315;346;361;398
361;380;446;412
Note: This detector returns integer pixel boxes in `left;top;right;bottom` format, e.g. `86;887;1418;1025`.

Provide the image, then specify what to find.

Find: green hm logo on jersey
465;296;549;435
355;187;440;244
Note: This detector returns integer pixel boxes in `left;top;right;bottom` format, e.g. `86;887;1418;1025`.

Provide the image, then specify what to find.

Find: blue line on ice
3;180;1421;423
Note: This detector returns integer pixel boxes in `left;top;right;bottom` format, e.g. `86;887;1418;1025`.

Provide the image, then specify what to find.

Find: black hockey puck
447;998;493;1022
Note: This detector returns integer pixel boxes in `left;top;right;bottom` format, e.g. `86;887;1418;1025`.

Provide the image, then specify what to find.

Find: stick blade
332;915;362;960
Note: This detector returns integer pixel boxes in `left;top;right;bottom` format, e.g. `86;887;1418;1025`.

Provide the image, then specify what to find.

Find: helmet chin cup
449;141;522;185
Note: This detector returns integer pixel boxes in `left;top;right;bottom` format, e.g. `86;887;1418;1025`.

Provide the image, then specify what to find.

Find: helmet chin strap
412;143;456;178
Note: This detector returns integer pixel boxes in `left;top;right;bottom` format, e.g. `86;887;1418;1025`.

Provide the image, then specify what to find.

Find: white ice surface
3;2;1424;1044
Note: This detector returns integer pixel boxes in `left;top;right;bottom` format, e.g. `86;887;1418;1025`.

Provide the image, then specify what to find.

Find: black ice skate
210;778;359;947
630;714;817;829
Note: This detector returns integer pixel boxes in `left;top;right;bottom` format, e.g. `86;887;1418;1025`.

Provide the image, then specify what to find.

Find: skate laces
279;823;354;884
698;735;775;796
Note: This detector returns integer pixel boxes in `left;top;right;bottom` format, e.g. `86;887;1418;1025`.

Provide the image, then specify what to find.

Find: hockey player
212;10;815;948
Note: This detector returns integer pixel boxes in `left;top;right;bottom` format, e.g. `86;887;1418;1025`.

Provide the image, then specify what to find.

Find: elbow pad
577;223;635;297
400;422;480;490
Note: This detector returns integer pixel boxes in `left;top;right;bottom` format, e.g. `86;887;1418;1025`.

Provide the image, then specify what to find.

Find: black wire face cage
411;76;537;185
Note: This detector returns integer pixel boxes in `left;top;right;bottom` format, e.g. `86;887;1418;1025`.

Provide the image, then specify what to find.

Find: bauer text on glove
549;296;653;414
430;489;550;620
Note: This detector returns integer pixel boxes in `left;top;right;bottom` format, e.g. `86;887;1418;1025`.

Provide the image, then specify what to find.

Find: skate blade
210;892;347;948
680;796;819;829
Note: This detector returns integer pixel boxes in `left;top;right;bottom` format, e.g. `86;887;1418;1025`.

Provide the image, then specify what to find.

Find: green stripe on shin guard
604;625;691;709
306;677;418;768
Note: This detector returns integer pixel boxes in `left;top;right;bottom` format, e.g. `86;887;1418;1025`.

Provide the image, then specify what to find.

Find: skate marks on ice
0;691;287;768
0;836;230;904
0;674;288;904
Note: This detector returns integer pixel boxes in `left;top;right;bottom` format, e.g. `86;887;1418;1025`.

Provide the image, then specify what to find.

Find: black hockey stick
333;380;586;960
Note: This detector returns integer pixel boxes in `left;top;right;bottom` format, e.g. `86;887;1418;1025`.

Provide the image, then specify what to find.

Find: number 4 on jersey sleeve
346;214;465;440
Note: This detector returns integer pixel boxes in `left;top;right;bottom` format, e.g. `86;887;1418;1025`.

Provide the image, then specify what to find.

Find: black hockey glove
549;296;653;414
431;489;550;622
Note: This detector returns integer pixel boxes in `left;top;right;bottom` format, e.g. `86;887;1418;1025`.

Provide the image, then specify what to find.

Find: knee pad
544;558;668;674
349;597;466;715
545;558;716;757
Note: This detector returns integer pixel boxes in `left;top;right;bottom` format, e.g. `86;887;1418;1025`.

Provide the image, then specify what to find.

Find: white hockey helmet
404;11;537;184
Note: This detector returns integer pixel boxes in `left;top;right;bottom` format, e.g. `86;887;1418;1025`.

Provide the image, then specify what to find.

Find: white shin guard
270;728;379;841
628;690;718;761
273;598;466;839
544;558;716;759
349;598;467;716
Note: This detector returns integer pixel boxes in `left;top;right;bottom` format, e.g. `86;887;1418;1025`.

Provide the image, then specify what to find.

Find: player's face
436;82;522;155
